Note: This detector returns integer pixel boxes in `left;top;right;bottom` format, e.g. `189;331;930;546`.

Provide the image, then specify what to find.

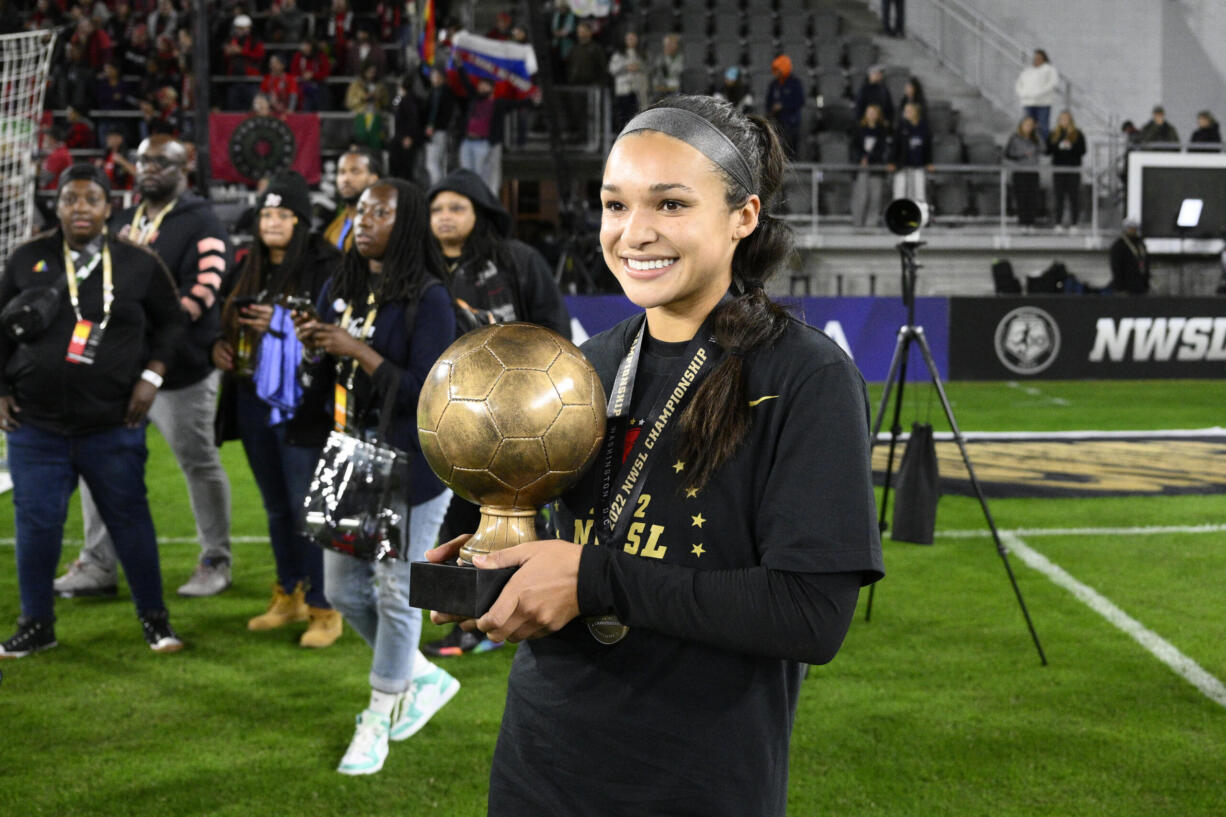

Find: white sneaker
390;664;460;742
177;559;231;597
337;710;390;775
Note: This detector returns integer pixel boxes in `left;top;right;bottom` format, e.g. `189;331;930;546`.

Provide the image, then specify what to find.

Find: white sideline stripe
876;426;1226;442
0;535;269;547
939;524;1226;539
1003;531;1226;709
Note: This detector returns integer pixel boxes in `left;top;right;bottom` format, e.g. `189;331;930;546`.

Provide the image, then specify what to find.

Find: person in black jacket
425;94;883;815
850;103;891;227
889;101;933;202
423;167;572;657
422;65;458;186
389;73;425;185
1109;218;1150;294
55;135;236;600
212;171;344;648
293;178;461;775
0;164;188;657
1047;109;1086;229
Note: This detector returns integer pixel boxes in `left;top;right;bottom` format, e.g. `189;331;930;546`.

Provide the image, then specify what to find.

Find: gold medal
586;614;629;645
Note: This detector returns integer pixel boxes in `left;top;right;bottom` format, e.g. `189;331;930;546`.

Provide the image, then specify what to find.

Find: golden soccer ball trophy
412;323;606;615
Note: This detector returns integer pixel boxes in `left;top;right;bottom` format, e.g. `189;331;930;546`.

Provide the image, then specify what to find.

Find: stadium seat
812;10;843;38
814;67;847;102
783;173;815;215
927;100;957;135
933;134;964;165
883;66;911;104
933;178;970;217
819;101;857;133
680;67;709;94
965;135;1001;165
844;37;879;75
972;181;1004;216
817;131;851;164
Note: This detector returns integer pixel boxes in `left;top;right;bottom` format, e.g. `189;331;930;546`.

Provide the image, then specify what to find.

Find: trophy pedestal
409;559;518;620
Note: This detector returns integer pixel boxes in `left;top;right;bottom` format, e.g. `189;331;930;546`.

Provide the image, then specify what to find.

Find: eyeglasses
135;155;182;169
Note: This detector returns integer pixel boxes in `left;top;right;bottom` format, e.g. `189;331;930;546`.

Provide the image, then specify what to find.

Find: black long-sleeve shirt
0;231;185;435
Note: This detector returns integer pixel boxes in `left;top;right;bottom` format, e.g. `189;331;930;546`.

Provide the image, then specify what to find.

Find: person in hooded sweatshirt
766;55;805;159
422;168;572;658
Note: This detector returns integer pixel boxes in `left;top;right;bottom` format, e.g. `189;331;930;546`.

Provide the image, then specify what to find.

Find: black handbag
302;381;411;561
891;422;941;545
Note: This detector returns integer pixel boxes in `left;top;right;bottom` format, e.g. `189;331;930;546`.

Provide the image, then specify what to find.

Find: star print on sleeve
684;487;699;499
691;513;706;528
672;460;685;473
691;543;705;557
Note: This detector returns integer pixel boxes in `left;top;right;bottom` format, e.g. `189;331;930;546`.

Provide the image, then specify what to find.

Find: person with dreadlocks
426;95;884;814
212;170;344;648
293;178;460;776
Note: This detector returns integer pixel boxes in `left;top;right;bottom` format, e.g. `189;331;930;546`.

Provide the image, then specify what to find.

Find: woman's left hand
297;320;363;358
468;540;583;643
236;303;274;333
125;381;158;428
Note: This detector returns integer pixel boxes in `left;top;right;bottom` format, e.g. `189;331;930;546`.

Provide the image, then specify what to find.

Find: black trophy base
408;559;518;619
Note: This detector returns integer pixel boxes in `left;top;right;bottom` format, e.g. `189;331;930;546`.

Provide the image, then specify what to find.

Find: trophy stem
458;506;539;564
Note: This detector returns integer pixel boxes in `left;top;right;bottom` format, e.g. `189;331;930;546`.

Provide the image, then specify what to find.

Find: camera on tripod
884;198;930;243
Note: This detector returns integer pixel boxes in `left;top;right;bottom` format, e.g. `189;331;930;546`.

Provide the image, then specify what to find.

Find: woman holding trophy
427;95;885;814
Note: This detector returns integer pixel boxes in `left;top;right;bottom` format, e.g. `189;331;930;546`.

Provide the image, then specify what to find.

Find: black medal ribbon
587;298;730;643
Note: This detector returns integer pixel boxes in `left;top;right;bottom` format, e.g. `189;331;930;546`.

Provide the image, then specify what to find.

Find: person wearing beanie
767;54;806;158
54;135;236;601
212;170;345;648
0;163;188;657
420;168;572;658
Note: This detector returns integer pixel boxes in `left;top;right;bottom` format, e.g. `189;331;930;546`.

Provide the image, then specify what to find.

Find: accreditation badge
65;319;103;365
333;383;351;432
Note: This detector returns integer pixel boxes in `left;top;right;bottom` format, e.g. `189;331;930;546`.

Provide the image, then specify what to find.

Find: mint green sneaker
390;664;460;742
337;710;390;775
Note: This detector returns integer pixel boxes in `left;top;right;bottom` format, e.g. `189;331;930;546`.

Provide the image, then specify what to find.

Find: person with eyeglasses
53;135;236;601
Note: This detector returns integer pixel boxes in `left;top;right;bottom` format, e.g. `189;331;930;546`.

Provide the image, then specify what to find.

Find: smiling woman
425;95;886;816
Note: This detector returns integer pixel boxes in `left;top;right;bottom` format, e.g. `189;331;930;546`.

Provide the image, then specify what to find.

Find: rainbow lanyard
63;238;114;330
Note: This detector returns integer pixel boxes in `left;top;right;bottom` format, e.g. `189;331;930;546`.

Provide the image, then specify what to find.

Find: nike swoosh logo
748;395;779;407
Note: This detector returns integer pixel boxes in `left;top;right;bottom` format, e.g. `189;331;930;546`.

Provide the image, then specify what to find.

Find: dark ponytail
646;95;795;491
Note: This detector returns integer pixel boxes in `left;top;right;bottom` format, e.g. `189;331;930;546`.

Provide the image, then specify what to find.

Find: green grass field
1;380;1224;817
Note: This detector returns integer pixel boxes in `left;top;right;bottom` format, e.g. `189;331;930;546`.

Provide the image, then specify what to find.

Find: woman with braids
212;171;343;648
293;178;460;776
427;94;885;814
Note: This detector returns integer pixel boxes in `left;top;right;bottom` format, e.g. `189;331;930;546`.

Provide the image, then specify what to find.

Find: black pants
1012;171;1040;226
882;0;905;35
1052;170;1080;226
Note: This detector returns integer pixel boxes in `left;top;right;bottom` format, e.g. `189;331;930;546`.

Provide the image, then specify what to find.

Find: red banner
208;112;321;185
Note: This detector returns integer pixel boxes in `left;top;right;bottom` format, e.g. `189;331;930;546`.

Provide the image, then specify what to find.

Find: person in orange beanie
767;54;806;158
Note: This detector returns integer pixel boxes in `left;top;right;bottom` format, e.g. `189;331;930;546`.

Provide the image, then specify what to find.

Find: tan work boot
299;607;343;648
247;583;308;631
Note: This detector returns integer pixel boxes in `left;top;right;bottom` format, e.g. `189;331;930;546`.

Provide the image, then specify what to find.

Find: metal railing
777;155;1113;237
878;0;1117;137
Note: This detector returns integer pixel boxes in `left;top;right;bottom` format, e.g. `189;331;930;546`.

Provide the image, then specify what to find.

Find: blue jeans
236;387;327;608
1024;105;1051;142
324;488;451;693
6;423;165;620
460;138;492;184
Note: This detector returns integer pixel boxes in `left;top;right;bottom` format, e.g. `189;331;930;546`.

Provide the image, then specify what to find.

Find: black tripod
869;240;1047;665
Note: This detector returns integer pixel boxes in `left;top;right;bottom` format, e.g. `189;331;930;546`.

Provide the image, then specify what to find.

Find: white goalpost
0;28;56;487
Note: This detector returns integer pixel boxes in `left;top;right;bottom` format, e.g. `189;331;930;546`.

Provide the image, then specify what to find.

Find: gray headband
617;107;756;195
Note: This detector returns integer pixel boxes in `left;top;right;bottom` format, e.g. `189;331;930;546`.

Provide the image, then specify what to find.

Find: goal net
0;29;56;483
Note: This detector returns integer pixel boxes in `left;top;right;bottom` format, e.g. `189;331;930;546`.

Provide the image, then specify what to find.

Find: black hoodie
112;193;233;390
427;169;571;338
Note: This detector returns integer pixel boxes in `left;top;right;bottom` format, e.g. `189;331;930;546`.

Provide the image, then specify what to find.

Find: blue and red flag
449;31;538;95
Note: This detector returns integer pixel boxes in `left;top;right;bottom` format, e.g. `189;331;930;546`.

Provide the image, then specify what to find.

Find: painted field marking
997;529;1226;708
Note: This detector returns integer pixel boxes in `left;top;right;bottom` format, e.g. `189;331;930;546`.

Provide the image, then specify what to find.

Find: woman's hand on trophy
427;534;477;627
470;540;582;643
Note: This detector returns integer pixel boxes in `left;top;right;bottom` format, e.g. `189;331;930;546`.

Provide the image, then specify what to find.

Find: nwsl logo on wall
1089;317;1226;362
